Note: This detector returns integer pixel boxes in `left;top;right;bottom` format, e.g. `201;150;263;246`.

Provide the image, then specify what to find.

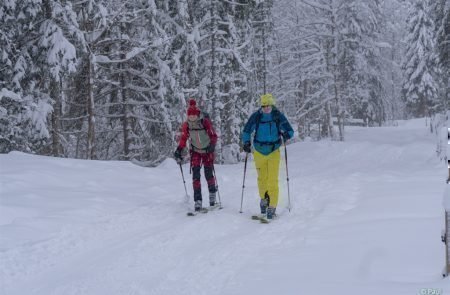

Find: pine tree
0;1;80;154
194;0;255;163
65;0;110;159
221;1;255;163
381;0;411;121
429;0;449;150
402;0;439;117
434;0;449;114
252;0;274;95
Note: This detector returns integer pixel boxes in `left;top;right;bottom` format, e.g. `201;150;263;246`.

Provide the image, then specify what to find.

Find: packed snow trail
0;119;448;295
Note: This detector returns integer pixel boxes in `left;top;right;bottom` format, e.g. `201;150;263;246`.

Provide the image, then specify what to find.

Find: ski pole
239;152;249;213
282;137;292;212
212;165;223;208
178;162;189;199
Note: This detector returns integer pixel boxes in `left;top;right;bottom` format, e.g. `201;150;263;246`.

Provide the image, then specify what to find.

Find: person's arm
242;112;258;143
178;122;190;149
203;118;218;146
279;113;294;140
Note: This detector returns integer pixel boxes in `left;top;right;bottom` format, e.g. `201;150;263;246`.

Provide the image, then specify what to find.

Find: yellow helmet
260;93;275;106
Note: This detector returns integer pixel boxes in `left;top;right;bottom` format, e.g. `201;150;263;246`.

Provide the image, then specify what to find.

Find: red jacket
178;117;218;150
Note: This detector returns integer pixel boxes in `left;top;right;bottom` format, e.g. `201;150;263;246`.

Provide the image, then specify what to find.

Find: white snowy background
1;118;449;295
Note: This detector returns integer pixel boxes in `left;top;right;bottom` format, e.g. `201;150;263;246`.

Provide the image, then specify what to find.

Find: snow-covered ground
1;119;449;295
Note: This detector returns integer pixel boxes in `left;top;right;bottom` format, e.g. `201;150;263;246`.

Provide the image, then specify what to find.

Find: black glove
174;147;183;163
206;144;215;153
280;131;290;142
243;142;251;153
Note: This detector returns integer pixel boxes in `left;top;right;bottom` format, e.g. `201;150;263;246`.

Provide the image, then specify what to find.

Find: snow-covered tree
0;0;425;163
0;0;80;154
379;0;411;122
272;0;388;140
429;0;449;155
402;0;439;117
434;0;450;114
192;0;257;163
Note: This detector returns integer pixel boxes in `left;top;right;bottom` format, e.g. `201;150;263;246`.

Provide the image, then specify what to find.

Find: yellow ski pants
253;149;280;207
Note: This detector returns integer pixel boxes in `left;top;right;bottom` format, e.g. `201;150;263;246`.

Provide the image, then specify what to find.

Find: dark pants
191;151;216;201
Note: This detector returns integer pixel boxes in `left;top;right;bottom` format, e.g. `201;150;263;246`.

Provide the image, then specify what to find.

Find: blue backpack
253;108;282;151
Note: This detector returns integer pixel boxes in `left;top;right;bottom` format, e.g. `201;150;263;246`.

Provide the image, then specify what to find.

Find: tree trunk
120;60;130;160
209;0;222;163
334;81;344;141
330;0;343;141
51;79;61;156
43;0;62;156
324;101;333;138
87;53;96;159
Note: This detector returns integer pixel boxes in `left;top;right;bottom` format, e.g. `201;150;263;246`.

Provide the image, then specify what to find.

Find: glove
206;144;215;153
243;142;251;153
174;147;183;163
280;131;290;142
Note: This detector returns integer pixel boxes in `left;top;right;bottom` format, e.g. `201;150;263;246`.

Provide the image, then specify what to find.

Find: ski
251;214;277;223
251;214;265;221
208;204;222;211
187;204;222;216
260;217;270;224
187;208;208;216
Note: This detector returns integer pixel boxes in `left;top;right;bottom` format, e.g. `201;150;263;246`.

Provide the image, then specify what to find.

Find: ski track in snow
0;119;449;295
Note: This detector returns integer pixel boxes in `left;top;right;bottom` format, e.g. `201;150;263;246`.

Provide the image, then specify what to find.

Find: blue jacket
242;108;294;155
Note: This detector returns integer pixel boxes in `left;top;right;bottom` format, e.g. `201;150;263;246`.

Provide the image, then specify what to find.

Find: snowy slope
0;119;449;295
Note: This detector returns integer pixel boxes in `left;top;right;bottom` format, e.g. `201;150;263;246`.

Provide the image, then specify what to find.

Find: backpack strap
253;108;281;141
187;114;205;131
273;109;281;134
254;111;262;140
188;114;211;153
189;124;205;131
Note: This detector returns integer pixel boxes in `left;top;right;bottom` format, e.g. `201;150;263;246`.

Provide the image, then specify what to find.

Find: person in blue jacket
242;93;294;220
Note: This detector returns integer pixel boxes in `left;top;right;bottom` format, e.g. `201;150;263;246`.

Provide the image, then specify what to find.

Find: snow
25;98;53;138
126;47;147;60
0;88;21;102
0;118;449;295
38;20;77;79
445;186;450;211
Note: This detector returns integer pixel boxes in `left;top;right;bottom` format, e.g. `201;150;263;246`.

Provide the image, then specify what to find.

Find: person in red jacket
174;99;218;211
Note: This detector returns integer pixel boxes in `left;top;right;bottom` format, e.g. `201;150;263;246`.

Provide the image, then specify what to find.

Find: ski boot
260;192;270;214
267;207;276;220
194;200;202;212
209;192;216;207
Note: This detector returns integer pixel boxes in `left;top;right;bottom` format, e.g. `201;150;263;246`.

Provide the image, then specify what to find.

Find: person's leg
203;153;217;206
266;149;281;219
191;152;202;210
253;150;269;213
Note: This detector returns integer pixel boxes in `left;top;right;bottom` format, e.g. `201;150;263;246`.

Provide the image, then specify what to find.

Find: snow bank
445;185;450;211
1;119;448;295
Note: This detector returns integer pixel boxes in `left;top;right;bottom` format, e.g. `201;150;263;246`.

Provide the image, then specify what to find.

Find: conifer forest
1;0;449;164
